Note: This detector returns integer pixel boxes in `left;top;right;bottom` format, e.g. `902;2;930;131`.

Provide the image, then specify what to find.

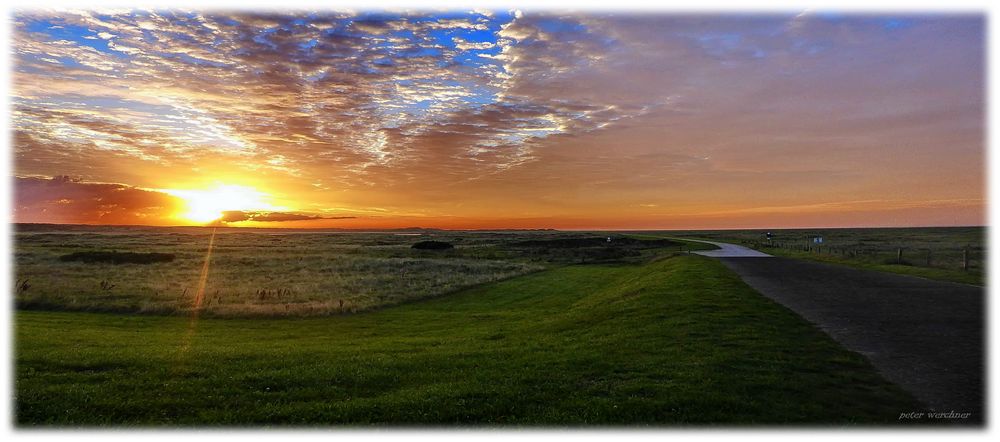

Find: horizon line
11;222;988;232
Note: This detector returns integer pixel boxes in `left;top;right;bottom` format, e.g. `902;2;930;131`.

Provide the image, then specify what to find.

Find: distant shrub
411;240;454;250
586;247;642;261
59;251;175;264
509;237;609;248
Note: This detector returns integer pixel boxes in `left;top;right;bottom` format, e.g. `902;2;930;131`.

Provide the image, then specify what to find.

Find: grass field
14;226;702;317
16;254;923;426
656;227;985;285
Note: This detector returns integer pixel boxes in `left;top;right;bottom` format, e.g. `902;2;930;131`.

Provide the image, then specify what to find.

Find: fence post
926;249;932;267
964;247;969;271
897;248;903;264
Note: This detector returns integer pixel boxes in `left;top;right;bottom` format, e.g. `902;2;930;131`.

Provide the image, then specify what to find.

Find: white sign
813;237;823;244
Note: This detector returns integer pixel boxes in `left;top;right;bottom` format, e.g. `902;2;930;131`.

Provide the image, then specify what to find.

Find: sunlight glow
163;184;284;223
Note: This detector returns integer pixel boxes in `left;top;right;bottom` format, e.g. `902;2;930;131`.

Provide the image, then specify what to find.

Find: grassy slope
16;255;921;426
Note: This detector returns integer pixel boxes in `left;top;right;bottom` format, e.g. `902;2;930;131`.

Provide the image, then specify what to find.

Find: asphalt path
684;239;985;423
690;240;773;258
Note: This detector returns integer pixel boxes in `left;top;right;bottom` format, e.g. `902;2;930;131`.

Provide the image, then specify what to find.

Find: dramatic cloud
10;10;985;228
12;10;642;174
217;210;355;223
14;175;182;225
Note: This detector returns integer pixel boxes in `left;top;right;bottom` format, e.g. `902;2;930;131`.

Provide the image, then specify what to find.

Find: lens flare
175;228;216;370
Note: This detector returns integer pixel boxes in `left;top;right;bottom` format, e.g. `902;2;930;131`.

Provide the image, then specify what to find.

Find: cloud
14;175;183;224
14;175;358;226
217;210;356;223
12;10;655;178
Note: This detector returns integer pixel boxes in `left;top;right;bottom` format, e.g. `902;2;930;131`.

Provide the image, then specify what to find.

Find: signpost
811;236;823;253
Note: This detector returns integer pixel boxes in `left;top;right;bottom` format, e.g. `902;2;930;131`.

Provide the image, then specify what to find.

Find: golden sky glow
11;10;986;229
161;184;286;223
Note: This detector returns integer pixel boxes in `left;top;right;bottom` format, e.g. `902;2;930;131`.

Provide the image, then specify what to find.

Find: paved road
690;240;772;258
686;239;984;422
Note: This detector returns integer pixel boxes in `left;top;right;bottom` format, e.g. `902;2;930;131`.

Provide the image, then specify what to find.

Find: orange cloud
14;176;183;225
216;210;355;224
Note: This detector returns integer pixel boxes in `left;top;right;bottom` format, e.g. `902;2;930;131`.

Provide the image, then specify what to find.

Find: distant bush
59;251;175;264
509;237;610;248
411;240;454;250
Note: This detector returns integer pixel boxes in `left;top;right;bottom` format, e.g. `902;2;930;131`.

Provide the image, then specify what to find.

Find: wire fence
740;238;984;273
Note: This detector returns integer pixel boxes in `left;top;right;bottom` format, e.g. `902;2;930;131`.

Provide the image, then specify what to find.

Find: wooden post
964;247;969;271
926;249;932;267
897;248;903;264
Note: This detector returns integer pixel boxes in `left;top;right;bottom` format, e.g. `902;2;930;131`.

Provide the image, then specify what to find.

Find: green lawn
16;255;922;426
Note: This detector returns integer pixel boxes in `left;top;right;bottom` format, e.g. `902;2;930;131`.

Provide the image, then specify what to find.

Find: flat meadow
13;225;688;317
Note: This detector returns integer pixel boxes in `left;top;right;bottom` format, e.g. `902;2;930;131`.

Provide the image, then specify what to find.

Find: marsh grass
14;228;687;317
59;251;176;264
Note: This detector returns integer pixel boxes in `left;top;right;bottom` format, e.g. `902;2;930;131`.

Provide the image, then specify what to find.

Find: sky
10;9;985;229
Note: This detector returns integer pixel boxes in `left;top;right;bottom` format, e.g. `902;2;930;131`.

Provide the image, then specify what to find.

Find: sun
162;184;284;224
